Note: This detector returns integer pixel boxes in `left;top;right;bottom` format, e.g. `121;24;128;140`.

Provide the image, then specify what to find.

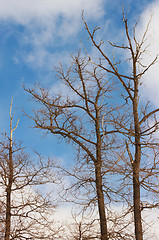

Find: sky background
0;0;159;236
0;0;159;161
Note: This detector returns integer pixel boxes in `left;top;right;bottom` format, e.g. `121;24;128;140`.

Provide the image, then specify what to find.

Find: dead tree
0;99;61;239
81;13;159;240
24;54;119;240
4;99;18;240
24;12;159;240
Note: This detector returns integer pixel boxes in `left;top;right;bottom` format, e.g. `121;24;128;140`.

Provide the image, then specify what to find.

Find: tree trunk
133;161;143;240
95;162;108;240
133;84;143;240
133;134;143;240
95;107;108;240
5;183;12;240
5;146;13;240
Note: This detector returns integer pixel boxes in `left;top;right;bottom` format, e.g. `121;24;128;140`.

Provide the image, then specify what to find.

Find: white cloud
0;0;104;24
136;0;159;107
0;0;105;68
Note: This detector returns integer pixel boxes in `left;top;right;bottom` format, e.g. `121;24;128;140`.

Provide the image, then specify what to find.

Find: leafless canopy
24;12;159;240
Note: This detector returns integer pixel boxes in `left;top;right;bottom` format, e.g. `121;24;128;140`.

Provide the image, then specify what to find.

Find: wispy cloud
0;0;104;24
0;0;105;68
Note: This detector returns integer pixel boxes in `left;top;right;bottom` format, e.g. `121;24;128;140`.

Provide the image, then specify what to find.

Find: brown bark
133;163;142;240
95;163;108;240
133;88;143;240
95;107;108;240
5;144;13;240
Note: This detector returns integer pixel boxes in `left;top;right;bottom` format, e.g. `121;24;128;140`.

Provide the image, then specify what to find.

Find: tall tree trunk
95;162;108;240
5;183;12;240
133;133;143;240
133;161;143;240
95;107;108;240
5;145;13;240
133;82;143;240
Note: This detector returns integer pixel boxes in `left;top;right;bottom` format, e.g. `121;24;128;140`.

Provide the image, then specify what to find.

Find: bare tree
0;99;61;239
81;12;159;240
24;53;120;240
24;12;159;240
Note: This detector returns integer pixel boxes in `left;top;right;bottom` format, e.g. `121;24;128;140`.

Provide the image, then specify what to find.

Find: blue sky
0;0;158;162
